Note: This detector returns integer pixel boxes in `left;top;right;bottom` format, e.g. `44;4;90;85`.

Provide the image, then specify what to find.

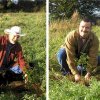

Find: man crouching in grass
0;26;28;85
57;18;100;82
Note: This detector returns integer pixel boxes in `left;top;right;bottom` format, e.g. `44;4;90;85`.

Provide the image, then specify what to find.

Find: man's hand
85;72;91;81
74;74;81;82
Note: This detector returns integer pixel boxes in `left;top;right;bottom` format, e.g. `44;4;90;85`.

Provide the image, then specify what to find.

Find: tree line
0;0;45;10
49;0;100;21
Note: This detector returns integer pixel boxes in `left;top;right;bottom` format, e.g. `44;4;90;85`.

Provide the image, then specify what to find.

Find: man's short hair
81;17;92;25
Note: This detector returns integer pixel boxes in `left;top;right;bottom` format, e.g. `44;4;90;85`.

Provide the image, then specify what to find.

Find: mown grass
49;19;100;100
0;11;46;99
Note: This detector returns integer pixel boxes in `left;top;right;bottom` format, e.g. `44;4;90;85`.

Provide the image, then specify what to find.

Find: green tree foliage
77;0;100;19
49;0;77;19
49;0;100;20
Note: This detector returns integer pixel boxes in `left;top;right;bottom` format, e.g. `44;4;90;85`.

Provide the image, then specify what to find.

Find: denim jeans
10;65;22;74
57;48;100;75
57;48;71;75
0;65;23;84
0;65;22;74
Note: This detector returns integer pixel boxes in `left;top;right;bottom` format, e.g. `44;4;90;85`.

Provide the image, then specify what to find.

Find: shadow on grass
0;1;45;13
0;87;44;99
49;54;61;73
29;58;45;84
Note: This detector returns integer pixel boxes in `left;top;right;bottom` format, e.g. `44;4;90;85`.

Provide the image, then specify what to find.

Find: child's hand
24;73;28;84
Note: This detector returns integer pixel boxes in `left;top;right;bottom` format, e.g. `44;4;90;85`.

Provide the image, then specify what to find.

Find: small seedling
75;52;89;76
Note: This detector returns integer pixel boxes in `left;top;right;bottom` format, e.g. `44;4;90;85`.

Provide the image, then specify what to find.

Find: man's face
79;21;91;38
9;34;20;44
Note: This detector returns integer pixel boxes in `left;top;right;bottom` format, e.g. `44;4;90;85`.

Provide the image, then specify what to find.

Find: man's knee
57;48;66;59
57;48;67;65
10;65;22;74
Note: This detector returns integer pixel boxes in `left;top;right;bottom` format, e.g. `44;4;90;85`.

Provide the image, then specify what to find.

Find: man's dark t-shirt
2;42;15;68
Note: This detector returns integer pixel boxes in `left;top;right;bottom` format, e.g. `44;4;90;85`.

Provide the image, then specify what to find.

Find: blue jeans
0;65;22;74
10;65;22;74
57;48;100;75
0;65;23;84
57;48;71;75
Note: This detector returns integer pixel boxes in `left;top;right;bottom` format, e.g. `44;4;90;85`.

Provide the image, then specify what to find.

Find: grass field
0;11;46;99
49;19;100;100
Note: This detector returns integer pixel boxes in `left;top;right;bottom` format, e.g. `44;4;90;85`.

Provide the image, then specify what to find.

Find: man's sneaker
61;71;71;76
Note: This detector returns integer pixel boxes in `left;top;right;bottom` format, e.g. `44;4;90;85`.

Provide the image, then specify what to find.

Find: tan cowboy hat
4;26;26;37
